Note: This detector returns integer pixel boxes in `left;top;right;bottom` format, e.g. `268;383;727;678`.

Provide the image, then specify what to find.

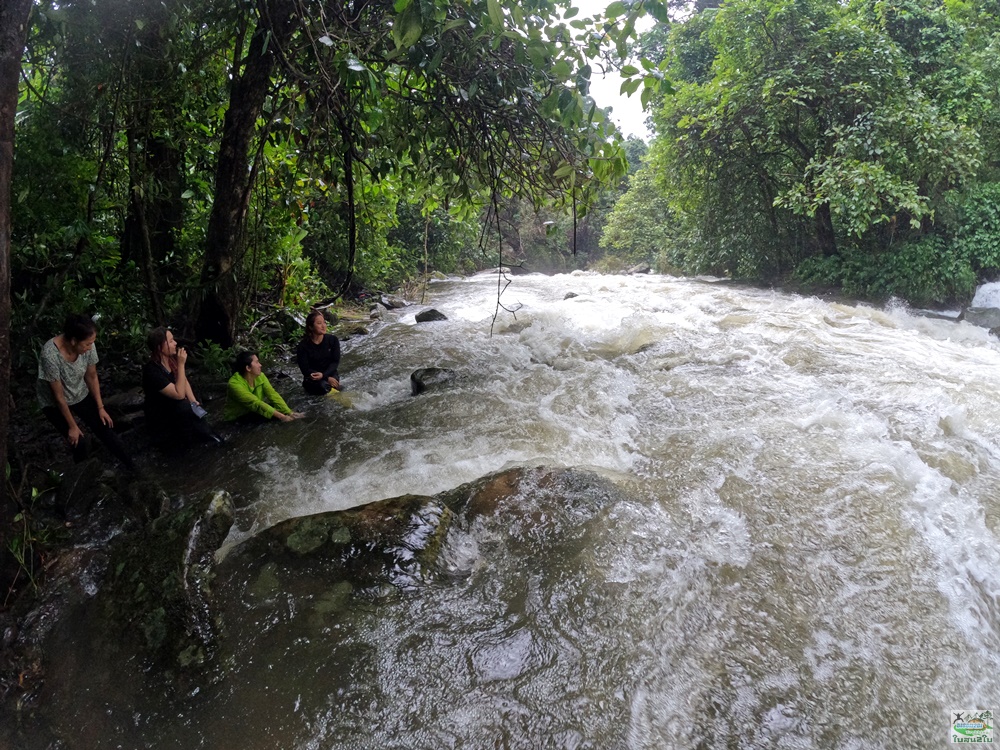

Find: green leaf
621;65;640;77
551;60;572;80
605;1;628;19
641;85;653;110
394;2;423;48
564;6;580;18
646;0;670;24
426;46;444;73
528;42;548;68
393;0;411;11
620;78;642;96
487;0;504;27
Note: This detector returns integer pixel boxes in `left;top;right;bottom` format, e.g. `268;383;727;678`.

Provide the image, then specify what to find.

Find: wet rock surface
100;490;235;680
2;466;624;749
415;308;448;323
409;366;458;395
960;306;1000;329
0;481;235;745
218;466;619;603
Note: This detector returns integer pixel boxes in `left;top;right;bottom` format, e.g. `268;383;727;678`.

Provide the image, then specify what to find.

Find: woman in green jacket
223;351;304;423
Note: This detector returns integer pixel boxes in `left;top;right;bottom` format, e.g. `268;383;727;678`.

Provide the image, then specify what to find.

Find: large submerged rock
7;466;622;734
218;466;622;605
959;306;1000;329
410;366;458;395
101;490;235;680
415;308;448;323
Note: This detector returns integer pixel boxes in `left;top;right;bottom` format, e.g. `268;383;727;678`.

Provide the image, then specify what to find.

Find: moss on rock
101;490;234;682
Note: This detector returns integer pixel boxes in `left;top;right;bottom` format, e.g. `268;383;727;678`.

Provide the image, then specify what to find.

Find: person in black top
296;310;341;395
142;327;221;450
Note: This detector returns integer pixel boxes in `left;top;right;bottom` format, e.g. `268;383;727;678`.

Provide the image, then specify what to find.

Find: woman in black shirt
142;327;221;450
296;311;341;395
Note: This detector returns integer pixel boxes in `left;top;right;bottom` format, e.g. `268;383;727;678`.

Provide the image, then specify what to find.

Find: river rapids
22;272;1000;748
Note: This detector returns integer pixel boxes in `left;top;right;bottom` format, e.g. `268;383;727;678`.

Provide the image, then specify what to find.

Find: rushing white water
971;281;1000;308
28;272;1000;748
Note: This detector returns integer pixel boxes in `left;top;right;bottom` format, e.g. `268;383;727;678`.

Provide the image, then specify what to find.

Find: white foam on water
971;281;1000;308
197;273;1000;747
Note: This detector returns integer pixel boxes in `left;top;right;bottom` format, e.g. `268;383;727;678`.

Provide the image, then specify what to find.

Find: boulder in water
335;322;370;339
410;367;457;396
219;467;622;600
101;489;235;683
959;307;1000;329
415;308;448;323
380;294;408;309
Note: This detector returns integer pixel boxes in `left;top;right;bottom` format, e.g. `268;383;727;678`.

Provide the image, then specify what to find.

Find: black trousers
43;394;134;469
302;378;333;395
147;400;220;453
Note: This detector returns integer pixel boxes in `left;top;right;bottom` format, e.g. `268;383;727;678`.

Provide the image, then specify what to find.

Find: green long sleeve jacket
223;372;292;422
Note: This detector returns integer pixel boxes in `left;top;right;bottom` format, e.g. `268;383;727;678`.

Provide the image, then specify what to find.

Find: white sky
571;0;654;140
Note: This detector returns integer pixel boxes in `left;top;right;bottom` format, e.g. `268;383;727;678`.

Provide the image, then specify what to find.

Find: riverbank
0;298;382;718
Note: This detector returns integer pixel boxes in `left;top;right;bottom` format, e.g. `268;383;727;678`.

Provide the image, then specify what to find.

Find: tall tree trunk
126;127;166;325
815;202;838;258
0;0;34;550
195;0;295;347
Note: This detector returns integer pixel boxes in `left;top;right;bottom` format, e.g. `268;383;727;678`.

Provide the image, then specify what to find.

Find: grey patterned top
36;338;99;408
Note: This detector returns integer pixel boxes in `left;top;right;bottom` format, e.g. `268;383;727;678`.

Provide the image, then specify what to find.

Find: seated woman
142;327;222;450
296;310;341;395
224;351;304;423
37;313;134;470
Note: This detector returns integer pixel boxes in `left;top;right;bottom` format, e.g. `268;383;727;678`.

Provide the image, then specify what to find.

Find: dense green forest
7;0;639;356
4;0;1000;588
606;0;1000;306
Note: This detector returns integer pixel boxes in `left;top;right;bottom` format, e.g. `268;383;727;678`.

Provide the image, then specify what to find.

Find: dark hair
63;313;97;343
305;310;325;335
146;326;178;373
146;326;169;354
234;350;257;374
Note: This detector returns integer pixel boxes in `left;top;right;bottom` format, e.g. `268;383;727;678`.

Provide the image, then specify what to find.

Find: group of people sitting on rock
36;310;341;468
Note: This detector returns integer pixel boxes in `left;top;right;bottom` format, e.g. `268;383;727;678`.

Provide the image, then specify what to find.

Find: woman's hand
98;407;113;428
309;371;323;380
67;423;83;446
177;346;188;365
327;376;340;389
